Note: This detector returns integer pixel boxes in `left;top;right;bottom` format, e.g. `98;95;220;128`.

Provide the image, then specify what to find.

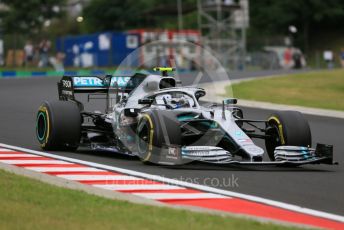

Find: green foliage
249;0;344;50
0;0;66;34
82;0;197;32
83;0;155;32
250;0;344;33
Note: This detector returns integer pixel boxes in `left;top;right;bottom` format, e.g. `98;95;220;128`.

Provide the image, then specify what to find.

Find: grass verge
229;69;344;111
0;169;298;230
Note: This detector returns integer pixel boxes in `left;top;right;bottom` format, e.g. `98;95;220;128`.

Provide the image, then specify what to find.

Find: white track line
0;160;73;165
133;193;227;200
1;143;344;223
93;184;184;191
57;175;143;181
25;167;106;172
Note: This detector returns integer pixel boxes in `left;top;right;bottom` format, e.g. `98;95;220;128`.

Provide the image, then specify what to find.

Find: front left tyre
265;110;311;161
36;100;81;151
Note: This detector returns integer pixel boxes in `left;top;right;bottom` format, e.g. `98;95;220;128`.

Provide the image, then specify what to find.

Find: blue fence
56;32;140;67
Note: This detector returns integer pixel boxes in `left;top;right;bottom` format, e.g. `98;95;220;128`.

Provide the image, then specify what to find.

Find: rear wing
57;74;146;100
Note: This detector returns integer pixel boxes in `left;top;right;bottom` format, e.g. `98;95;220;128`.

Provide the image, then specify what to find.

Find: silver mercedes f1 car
36;67;334;166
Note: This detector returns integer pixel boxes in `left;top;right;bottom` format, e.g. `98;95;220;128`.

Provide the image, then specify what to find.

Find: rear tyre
136;110;181;164
36;100;81;151
265;111;311;161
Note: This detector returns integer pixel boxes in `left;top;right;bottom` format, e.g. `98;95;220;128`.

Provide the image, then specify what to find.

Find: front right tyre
136;110;181;164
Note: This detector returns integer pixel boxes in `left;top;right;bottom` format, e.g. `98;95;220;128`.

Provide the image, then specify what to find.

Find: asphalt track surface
0;70;343;216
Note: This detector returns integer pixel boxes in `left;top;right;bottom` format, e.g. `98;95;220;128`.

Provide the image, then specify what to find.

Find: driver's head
168;97;189;109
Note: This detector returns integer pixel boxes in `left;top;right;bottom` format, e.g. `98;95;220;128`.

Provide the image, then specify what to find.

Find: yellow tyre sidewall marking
38;106;50;147
269;116;285;145
142;114;154;162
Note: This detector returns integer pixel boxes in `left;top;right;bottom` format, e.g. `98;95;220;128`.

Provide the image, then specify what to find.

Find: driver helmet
166;96;190;109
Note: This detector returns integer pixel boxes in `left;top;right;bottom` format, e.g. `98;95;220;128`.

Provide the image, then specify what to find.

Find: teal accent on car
177;115;196;121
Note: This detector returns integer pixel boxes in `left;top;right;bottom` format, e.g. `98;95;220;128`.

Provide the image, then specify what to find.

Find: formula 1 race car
36;67;334;166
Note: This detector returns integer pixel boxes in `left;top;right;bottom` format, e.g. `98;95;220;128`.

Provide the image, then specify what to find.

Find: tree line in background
1;0;344;55
249;0;344;53
0;0;65;34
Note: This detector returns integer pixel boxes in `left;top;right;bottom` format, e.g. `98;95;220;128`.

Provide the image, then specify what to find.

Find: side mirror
223;98;237;105
138;98;153;105
195;90;206;100
124;108;140;117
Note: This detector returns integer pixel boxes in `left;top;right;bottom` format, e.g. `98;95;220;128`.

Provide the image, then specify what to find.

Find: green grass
0;169;298;230
229;69;344;111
